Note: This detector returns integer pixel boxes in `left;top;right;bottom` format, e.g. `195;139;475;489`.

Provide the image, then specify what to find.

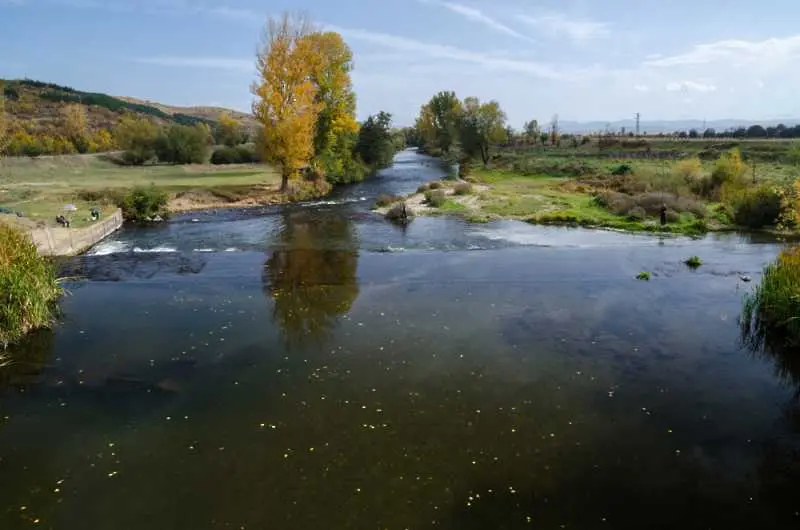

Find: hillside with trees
0;78;256;157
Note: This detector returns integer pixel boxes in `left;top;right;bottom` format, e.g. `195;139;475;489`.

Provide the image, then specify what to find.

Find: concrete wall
29;209;123;256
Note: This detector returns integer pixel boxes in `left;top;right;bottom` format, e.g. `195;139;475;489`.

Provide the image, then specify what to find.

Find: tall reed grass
742;246;800;352
0;224;61;348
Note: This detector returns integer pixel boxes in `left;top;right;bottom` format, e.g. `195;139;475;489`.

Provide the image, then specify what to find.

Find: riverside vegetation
381;90;800;238
0;223;60;350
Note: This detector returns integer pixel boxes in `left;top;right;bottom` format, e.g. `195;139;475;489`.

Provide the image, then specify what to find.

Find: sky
2;0;800;127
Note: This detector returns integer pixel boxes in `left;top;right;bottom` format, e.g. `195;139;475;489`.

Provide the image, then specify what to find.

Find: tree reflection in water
263;210;360;347
0;329;54;392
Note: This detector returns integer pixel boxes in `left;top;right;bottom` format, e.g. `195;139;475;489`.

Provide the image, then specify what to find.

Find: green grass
685;256;703;268
0;224;61;348
439;199;467;212
742;247;800;355
469;168;711;235
0;153;279;227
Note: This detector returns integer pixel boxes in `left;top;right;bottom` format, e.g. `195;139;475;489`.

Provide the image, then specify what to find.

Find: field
0;154;280;228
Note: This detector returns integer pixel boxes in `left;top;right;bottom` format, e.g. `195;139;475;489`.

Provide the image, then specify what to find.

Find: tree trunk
481;144;490;167
281;167;290;192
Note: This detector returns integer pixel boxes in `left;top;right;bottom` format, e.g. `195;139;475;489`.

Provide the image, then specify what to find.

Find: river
1;150;798;529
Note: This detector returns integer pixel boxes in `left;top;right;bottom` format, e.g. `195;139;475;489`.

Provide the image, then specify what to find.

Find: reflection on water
1;151;800;529
263;210;360;347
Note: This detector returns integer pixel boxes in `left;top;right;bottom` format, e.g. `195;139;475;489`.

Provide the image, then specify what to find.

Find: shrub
611;163;633;176
284;178;333;202
742;246;800;350
673;157;703;182
155;124;210;165
386;202;415;222
666;209;681;223
425;189;447;207
454;182;473;195
0;224;61;348
428;181;443;190
417;183;431;193
375;194;403;208
211;146;241;165
636;272;651;281
730;186;783;228
235;144;258;163
118;186;169;222
626;206;646;221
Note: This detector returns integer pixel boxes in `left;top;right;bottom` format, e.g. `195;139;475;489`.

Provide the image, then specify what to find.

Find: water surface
2;150;799;529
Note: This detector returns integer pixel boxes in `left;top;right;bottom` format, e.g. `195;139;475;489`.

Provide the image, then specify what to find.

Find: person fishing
660;204;667;226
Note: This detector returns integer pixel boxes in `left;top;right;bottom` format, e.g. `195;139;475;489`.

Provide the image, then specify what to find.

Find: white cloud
665;81;717;93
633;84;650;92
135;56;253;72
644;35;800;67
418;1;534;43
516;13;609;42
328;25;580;80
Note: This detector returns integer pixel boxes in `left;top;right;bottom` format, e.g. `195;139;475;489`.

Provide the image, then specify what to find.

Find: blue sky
2;0;800;127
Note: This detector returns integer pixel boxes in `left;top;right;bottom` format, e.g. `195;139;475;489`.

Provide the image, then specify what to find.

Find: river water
1;150;799;529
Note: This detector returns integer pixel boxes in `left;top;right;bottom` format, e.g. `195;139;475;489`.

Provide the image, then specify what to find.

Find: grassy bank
386;145;800;236
0;153;284;229
0;224;60;349
742;246;800;358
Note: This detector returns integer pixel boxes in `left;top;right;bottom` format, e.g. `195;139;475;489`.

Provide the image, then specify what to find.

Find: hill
1;78;257;155
558;118;800;135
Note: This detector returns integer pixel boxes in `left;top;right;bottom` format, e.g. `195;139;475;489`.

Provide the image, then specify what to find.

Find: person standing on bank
660;204;667;226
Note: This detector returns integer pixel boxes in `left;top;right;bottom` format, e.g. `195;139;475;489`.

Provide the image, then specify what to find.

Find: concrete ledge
28;209;123;256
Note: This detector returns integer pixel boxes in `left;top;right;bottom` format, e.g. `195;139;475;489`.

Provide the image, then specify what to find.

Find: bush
375;194;403;208
428;181;443;190
674;158;703;182
211;146;241;165
0;224;61;348
155;124;210;165
425;189;447;207
454;182;473;195
611;163;633;176
235;144;258;163
118;186;169;222
730;186;783;228
595;191;706;219
626;206;646;221
417;183;431;193
386;202;415;222
742;246;800;349
666;209;681;223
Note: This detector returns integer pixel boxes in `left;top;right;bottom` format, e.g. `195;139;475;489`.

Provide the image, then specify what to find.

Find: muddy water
1;150;798;529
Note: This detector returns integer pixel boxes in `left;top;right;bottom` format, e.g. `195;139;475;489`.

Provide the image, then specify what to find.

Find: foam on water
87;240;130;256
132;246;179;253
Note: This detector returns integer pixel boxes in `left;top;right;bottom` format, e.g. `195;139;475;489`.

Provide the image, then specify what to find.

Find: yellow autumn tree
216;111;242;147
61;103;89;152
252;12;321;191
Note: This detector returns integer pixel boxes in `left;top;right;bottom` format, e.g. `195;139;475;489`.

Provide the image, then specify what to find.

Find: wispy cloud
644;35;800;67
328;25;582;80
665;81;717;93
135;56;253;72
418;0;534;43
516;13;609;42
633;84;650;92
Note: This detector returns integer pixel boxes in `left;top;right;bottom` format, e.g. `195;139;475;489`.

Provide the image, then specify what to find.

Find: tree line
410;90;508;176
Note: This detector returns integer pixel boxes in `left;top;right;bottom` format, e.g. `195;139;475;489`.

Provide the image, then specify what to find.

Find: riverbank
0;153;287;228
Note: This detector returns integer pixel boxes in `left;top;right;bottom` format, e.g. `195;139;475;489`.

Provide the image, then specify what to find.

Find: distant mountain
1;78;257;133
557;118;800;134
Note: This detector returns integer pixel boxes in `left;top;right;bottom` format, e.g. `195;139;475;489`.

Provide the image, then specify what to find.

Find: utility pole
635;112;641;137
